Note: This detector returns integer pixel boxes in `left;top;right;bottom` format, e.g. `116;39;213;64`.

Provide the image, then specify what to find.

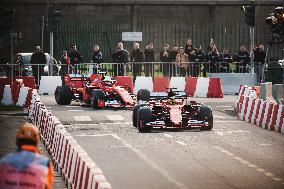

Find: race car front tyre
137;89;150;102
92;89;105;109
199;106;213;130
137;107;152;133
133;104;147;127
55;85;73;105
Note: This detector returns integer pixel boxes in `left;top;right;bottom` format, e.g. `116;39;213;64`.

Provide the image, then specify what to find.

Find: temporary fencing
28;91;112;189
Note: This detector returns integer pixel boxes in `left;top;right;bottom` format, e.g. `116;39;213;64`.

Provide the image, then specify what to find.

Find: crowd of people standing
32;37;266;84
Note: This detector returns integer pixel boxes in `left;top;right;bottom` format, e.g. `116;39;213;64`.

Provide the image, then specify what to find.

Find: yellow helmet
16;123;40;145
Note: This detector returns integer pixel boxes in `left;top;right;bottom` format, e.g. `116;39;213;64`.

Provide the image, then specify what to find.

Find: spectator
192;44;204;77
130;42;144;79
68;44;83;74
144;42;155;77
205;44;220;74
0;123;53;189
219;48;233;73
253;44;266;84
60;50;71;76
184;38;192;55
234;45;250;73
91;45;103;74
160;43;171;76
30;46;46;85
112;42;129;76
207;38;215;51
169;45;179;76
184;42;195;77
175;47;188;77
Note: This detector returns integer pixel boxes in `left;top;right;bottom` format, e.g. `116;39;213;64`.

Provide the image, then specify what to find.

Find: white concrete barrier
194;77;209;97
169;77;186;91
133;77;153;94
16;86;30;107
1;85;13;105
39;76;62;95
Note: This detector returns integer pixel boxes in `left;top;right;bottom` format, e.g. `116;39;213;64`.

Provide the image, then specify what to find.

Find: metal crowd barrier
0;61;282;85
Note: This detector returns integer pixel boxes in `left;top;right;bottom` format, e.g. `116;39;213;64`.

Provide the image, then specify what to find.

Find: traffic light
0;8;15;34
48;4;61;32
266;7;284;41
241;5;255;27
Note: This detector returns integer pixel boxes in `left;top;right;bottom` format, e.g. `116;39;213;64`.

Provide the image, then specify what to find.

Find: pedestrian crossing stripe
106;115;125;121
73;116;92;121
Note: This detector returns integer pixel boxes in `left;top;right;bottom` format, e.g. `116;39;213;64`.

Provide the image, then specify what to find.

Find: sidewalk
0;111;67;189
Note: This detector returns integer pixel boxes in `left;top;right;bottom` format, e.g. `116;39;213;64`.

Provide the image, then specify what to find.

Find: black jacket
234;51;250;66
30;52;47;65
169;51;178;62
253;49;266;64
193;50;205;62
206;51;220;63
131;49;144;62
160;50;171;62
220;53;232;63
112;50;129;63
144;49;155;62
92;51;103;64
68;50;83;65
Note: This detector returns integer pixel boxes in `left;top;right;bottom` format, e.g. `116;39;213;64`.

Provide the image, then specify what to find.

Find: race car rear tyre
55;85;73;105
138;107;152;133
199;106;213;130
137;89;150;102
133;104;147;128
92;89;105;109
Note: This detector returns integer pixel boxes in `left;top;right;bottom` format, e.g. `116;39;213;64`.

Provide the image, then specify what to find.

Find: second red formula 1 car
132;88;213;132
55;72;134;108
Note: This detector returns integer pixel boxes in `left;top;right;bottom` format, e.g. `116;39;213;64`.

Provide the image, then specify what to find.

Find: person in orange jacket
0;123;54;189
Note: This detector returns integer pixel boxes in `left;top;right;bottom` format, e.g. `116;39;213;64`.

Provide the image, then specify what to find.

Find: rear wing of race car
150;91;187;99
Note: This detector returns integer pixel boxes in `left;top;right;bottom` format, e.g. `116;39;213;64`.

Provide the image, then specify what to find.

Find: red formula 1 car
55;72;134;108
132;88;213;132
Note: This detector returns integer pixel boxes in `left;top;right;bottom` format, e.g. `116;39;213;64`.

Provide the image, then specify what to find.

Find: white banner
122;32;142;41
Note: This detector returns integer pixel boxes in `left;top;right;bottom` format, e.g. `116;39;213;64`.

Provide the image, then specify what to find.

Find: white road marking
68;110;84;112
106;115;125;121
74;123;98;126
213;146;284;184
214;115;226;119
224;109;235;111
163;134;173;138
215;130;250;136
66;105;81;108
259;144;272;146
216;105;232;108
73;116;92;122
75;133;113;137
214;120;243;123
99;122;132;125
176;141;187;146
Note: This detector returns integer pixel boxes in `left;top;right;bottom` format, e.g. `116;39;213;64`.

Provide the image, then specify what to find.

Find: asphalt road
41;95;284;189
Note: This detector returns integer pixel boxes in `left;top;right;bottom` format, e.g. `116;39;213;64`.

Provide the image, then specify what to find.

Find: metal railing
0;61;283;85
